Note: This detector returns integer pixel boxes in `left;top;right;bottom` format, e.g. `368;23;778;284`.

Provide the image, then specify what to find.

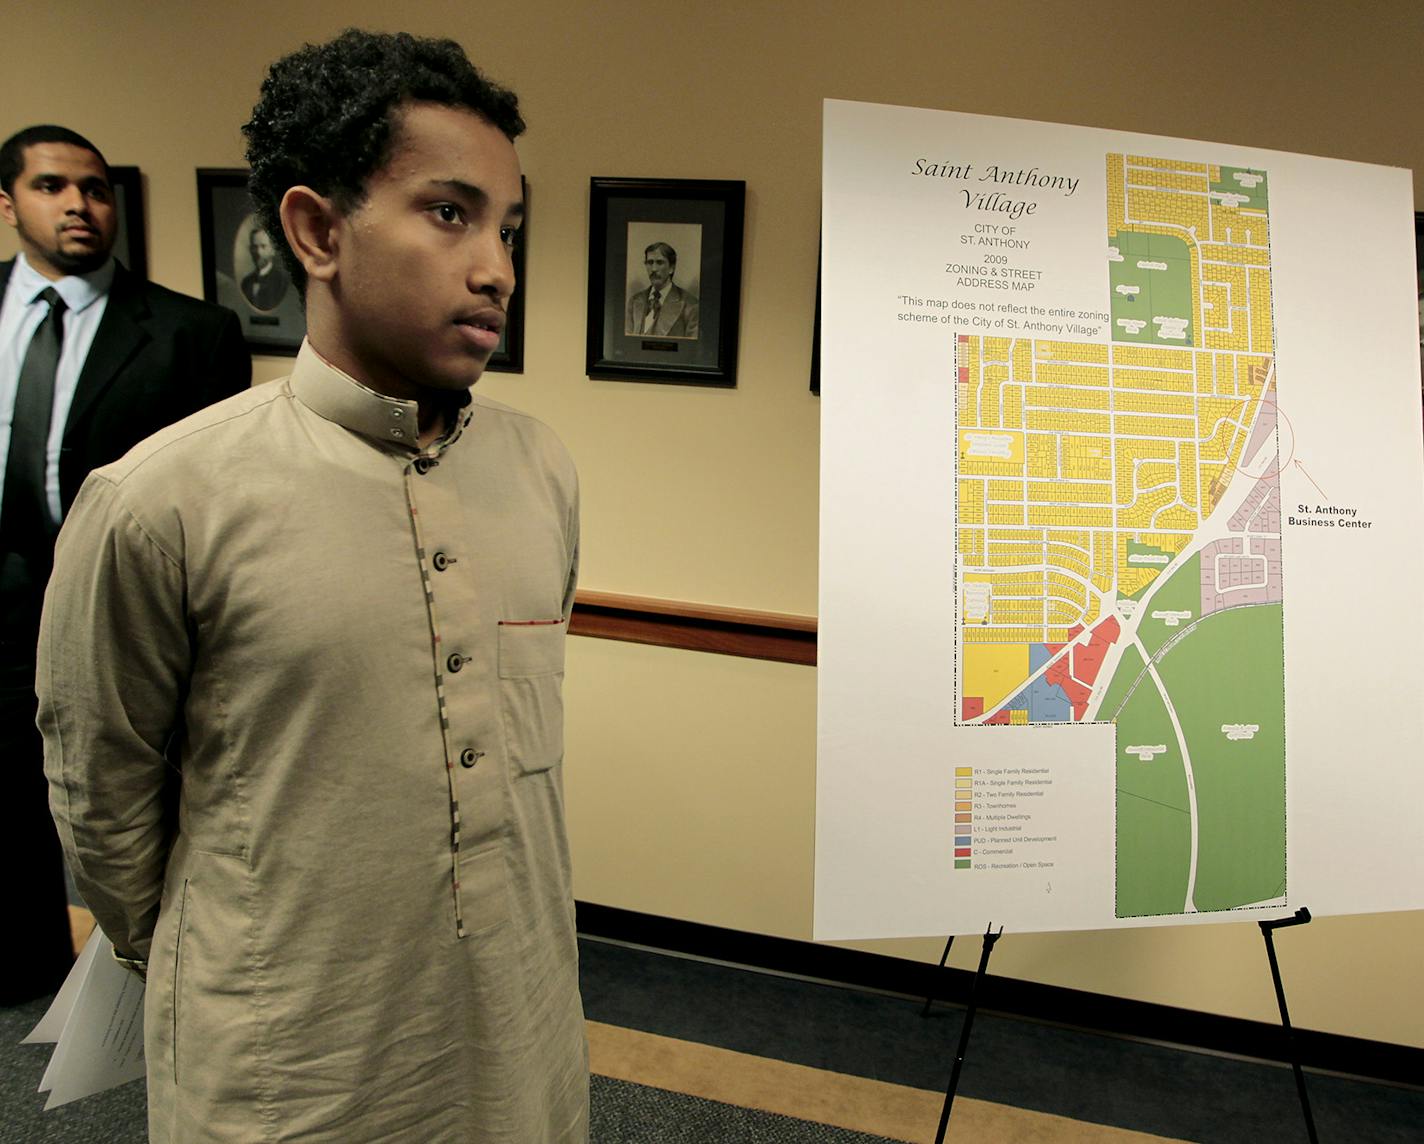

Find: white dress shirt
0;252;115;526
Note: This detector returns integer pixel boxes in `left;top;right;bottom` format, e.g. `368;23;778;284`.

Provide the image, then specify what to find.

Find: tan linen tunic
38;343;588;1143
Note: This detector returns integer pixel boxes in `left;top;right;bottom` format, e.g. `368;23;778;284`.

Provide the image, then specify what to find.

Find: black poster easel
1260;906;1318;1143
917;907;1321;1143
921;923;1002;1144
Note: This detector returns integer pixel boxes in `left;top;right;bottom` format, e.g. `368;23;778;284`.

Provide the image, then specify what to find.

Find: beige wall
5;1;1421;1048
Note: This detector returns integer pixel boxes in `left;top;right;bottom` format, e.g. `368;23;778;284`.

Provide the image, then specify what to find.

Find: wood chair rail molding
569;590;818;665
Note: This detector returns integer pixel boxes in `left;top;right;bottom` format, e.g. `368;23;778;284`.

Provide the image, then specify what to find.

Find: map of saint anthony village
955;153;1286;918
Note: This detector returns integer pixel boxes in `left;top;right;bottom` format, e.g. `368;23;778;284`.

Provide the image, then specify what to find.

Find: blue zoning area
1011;644;1071;722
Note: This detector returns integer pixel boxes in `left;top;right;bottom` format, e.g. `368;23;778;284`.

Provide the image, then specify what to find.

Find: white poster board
816;99;1424;941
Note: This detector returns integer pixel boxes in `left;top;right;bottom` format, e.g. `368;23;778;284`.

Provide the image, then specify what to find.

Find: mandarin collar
289;340;473;454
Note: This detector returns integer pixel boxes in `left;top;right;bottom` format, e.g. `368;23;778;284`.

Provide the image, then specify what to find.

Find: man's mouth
456;310;505;352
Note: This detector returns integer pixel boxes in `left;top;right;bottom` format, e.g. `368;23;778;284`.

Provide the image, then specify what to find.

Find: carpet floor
3;912;1418;1142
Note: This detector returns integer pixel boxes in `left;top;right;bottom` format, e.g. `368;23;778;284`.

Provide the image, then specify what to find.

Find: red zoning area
1047;616;1122;720
1074;616;1120;686
966;619;1121;726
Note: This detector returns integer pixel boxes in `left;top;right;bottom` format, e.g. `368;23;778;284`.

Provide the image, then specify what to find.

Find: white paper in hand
24;927;146;1109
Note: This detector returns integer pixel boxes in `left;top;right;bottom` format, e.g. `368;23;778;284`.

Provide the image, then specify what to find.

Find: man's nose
469;236;515;300
60;186;90;215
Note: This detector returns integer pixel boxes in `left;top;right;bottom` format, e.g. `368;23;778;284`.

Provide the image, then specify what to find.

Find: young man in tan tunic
38;30;587;1142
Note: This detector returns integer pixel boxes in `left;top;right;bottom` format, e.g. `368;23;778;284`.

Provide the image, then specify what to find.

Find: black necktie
3;287;67;544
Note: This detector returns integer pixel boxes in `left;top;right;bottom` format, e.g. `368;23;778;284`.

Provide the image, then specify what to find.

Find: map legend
954;768;973;868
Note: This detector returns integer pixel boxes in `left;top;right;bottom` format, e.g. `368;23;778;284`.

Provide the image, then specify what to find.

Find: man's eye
500;227;519;248
434;204;464;224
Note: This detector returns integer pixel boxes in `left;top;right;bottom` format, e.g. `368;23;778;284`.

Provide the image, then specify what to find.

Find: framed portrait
108;166;147;281
586;178;744;386
484;177;528;374
197;168;306;356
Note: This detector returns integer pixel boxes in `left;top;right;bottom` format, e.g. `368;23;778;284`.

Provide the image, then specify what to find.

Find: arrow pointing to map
1293;459;1329;501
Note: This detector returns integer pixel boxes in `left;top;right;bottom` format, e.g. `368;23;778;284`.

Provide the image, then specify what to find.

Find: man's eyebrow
428;178;525;219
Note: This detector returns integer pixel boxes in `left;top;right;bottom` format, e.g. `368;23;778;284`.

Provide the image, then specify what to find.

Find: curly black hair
242;28;524;292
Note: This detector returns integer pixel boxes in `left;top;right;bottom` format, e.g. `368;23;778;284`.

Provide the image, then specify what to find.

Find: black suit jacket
1;259;251;514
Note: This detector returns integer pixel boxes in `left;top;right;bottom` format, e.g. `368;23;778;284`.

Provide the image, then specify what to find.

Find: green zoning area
1134;553;1202;656
1122;540;1177;602
1114;665;1191;917
1155;603;1286;911
1108;231;1193;347
1211;166;1269;211
1097;641;1143;720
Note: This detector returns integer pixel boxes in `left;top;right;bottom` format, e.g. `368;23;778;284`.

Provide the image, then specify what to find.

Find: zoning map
955;153;1287;919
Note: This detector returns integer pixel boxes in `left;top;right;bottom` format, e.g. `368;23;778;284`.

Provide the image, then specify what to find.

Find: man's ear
279;186;341;283
0;190;17;229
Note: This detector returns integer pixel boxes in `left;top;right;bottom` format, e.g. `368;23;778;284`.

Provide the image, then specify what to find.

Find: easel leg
933;924;1002;1144
920;935;955;1017
1259;907;1318;1144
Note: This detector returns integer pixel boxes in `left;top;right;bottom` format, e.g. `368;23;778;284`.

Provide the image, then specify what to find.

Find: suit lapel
66;263;151;431
657;286;685;335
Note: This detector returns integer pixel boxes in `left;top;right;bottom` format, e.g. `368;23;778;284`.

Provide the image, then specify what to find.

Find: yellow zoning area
1027;435;1058;478
1116;531;1192;597
1002;385;1023;428
1113;390;1195;416
1106;154;1126;233
1027;410;1111;433
1028;503;1113;528
1112;344;1192;370
1026;479;1113;504
958;527;984;563
956;328;1275;632
1200;243;1270;266
1126;168;1210;193
961;643;1028;710
1036;341;1109;365
1109;367;1193;393
1129;156;1208;173
1114;414;1196;438
1027;384;1110;410
1200;263;1273;353
963;625;1043;645
1063;435;1112;480
964;568;1107;641
1034;362;1110;388
1124;187;1209;239
1209;201;1268;248
1249;269;1273;353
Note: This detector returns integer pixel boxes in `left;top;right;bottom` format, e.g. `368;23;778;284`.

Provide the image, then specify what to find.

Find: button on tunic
38;343;587;1143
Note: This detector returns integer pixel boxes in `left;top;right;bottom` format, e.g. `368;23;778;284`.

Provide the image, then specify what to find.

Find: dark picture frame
1415;212;1423;401
586;177;744;386
107;165;147;281
484;177;528;374
197;168;306;356
810;248;821;395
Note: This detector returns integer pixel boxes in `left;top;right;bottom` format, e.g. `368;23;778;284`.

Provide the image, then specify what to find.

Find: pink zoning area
1202;476;1283;619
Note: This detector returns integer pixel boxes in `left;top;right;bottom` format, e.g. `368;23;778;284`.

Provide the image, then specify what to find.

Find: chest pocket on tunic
497;620;566;775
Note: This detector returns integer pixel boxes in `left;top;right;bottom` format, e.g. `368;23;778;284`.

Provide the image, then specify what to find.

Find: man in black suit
0;124;249;1003
625;241;699;338
240;222;290;311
